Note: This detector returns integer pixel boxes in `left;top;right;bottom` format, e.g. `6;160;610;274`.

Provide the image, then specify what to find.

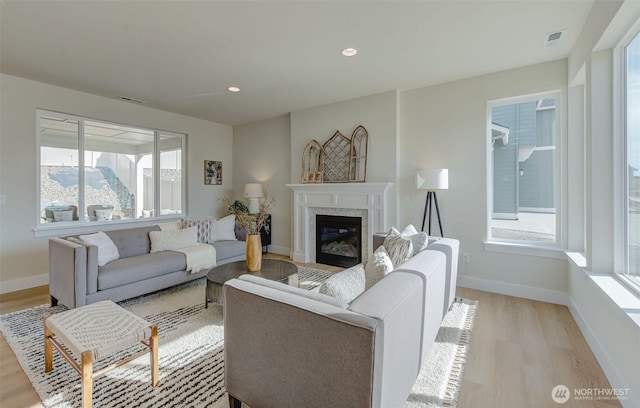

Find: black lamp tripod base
421;190;444;237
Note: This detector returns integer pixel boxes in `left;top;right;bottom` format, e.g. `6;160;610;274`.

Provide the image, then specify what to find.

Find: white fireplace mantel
286;182;393;264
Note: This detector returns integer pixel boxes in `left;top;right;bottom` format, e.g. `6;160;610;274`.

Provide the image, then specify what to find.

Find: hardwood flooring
0;258;619;408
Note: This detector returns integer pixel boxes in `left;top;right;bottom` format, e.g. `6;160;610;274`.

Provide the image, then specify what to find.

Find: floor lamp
416;169;448;236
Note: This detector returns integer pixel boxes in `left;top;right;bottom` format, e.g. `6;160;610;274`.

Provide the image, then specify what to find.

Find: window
487;93;560;245
624;32;640;284
38;110;185;226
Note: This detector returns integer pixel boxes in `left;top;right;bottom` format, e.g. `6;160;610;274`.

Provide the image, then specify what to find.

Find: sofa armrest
348;271;429;408
66;237;99;294
426;238;459;315
224;278;379;408
48;238;87;308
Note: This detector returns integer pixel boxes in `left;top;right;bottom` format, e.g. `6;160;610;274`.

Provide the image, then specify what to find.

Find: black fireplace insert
316;215;362;268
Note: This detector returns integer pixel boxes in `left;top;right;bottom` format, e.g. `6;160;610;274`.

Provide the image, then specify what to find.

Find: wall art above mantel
301;125;368;183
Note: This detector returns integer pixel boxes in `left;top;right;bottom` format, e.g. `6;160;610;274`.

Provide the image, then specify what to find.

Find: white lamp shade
243;183;264;199
416;169;449;190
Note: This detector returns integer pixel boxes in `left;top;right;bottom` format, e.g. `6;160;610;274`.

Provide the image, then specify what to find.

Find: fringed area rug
0;266;477;408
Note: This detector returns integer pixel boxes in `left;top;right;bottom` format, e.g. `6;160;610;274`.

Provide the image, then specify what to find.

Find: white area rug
0;267;477;408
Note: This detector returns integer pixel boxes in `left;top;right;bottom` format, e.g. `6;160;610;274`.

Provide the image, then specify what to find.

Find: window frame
615;23;640;292
34;109;187;237
485;90;564;256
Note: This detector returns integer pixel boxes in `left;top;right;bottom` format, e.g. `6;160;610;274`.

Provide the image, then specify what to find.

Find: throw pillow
53;210;73;222
401;224;429;256
364;246;394;289
182;218;212;243
149;226;198;253
319;264;366;304
79;231;120;266
156;220;183;231
383;227;414;268
209;214;237;242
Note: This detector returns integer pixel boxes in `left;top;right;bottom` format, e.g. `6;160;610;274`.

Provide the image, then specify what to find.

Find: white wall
0;74;233;290
398;60;569;297
233;115;292;255
290;90;398;228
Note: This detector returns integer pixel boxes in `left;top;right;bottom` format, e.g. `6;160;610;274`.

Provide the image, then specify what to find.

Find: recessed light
228;86;240;93
342;48;358;57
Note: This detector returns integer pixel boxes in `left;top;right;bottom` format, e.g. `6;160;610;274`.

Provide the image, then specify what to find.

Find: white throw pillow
149;226;198;253
383;227;414;268
156;220;183;231
401;224;429;256
319;264;366;304
79;231;120;266
182;218;212;243
364;246;394;289
209;214;237;242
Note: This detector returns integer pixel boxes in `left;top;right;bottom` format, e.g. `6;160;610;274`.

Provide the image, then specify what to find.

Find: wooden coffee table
205;259;299;308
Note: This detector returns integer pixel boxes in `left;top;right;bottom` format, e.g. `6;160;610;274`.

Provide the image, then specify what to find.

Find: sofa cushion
105;226;159;258
383;228;414;268
149;226;198;253
211;240;245;261
319;264;366;304
98;251;187;290
364;246;394;289
79;231;120;266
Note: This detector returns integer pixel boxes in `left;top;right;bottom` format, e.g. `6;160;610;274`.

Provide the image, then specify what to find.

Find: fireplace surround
286;182;392;264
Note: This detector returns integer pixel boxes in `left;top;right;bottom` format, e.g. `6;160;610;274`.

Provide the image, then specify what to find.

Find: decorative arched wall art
301;125;368;183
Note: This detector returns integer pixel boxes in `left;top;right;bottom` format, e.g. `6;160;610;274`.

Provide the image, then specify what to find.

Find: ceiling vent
545;30;566;48
119;96;146;104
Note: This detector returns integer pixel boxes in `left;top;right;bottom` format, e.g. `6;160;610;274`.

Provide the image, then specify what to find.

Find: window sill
484;240;565;259
32;216;183;238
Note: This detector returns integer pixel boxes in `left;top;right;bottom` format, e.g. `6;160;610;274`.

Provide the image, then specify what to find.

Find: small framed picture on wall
204;160;222;185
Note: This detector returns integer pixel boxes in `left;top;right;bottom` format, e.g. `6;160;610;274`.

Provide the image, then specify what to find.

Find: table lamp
244;183;264;214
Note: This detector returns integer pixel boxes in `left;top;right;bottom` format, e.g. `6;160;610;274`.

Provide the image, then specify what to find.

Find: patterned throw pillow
182;218;212;243
149;226;198;253
364;246;394;289
53;210;73;222
382;227;414;268
319;264;366;304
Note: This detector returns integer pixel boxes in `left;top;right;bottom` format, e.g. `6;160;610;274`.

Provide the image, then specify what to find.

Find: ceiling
1;1;594;126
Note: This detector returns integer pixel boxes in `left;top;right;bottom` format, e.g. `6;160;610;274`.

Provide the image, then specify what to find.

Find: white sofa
223;238;459;408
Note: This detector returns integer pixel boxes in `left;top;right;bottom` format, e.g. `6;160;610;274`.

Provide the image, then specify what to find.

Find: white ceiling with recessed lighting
1;1;594;126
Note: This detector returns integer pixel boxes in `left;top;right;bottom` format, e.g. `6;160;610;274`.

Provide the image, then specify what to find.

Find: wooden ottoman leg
229;394;242;408
150;325;158;387
81;351;93;408
44;322;53;372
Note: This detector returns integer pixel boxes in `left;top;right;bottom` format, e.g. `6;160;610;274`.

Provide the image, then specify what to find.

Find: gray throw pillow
319;264;366;304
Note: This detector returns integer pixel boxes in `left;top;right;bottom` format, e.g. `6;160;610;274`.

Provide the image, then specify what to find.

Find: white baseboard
458;275;569;305
0;273;49;295
567;297;639;408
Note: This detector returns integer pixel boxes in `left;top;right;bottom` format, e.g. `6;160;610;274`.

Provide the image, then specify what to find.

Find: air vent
119;96;146;104
545;30;566;48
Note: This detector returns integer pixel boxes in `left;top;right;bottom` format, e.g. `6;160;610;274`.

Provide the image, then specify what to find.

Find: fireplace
316;215;362;268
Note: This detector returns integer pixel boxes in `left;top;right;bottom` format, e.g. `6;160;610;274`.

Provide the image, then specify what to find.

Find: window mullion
78;119;85;223
154;131;160;217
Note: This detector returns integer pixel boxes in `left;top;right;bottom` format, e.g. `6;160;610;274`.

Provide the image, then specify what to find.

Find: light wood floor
0;258;619;408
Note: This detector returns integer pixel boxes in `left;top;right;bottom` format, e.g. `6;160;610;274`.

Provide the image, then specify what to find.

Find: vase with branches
220;195;274;271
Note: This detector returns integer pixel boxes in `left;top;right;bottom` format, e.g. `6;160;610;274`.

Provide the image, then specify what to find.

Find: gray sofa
223;238;459;408
49;224;246;308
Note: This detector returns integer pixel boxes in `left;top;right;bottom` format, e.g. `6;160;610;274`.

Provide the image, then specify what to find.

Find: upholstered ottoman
44;300;158;408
